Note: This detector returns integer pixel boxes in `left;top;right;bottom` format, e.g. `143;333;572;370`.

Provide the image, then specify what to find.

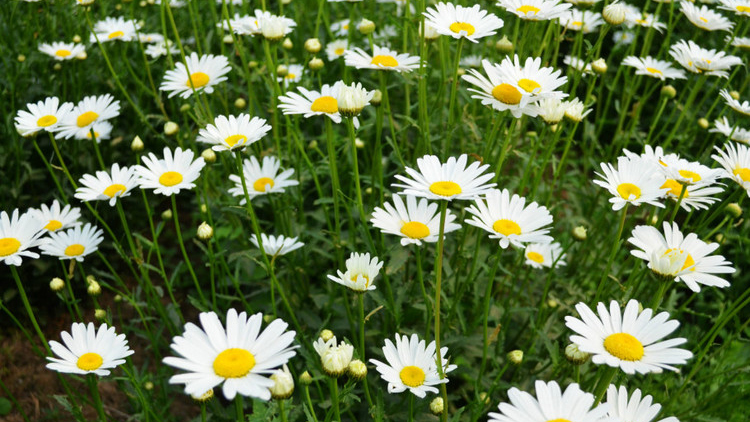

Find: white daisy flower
565;299;693;374
559;9;604;33
257;11;296;40
14;97;73;137
624;7;667;32
621;56;686;80
197;114;271;152
423;2;504;43
720;89;750;116
278;83;344;123
524;242;566;269
278;64;304;86
313;336;354;377
503;55;568;100
327;252;384;292
134;147;206;196
145;40;179;58
537;98;568;124
0;209;46;266
81;120;113;142
563;97;592;122
374;24;399;42
46;323;133;376
222;13;260;36
680;1;734;31
89;16;140;43
227;156;299;204
657;156;724;186
39;223;104;262
727;35;750;49
465;189;554;249
497;0;572;21
669;40;742;78
488;380;609;422
459;54;482;68
606;385;679;422
325;39;349;60
250;233;304;257
29;200;81;233
138;33;165;43
369;333;456;398
718;0;750;15
462;59;544;117
344;45;421;72
622;145;679;171
336;81;374;118
709;116;750;144
593;156;668;211
393;154;496;201
75;163;139;206
563;55;593;76
163;309;297;400
38;42;85;61
56;94;120;140
712;142;750;195
613;30;635;45
370;194;461;246
160;52;231;99
659;179;724;211
330;19;352;37
629;222;735;291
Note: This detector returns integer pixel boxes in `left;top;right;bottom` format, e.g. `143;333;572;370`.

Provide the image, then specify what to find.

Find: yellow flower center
661;179;687;197
343;24;349;30
76;111;99;128
492;83;522;105
449;22;476;36
603;332;644;361
159;171;184;187
108;31;124;39
253;177;275;192
734;167;750;182
65;244;85;257
334;47;345;55
85;131;100;140
572;20;583;27
737;5;750;12
285;73;297;80
224;134;247;147
400;221;430;239
699;17;708;23
399;365;426;387
76;352;103;371
492;219;522;236
187;72;210;88
37;115;58;127
371;55;398;67
664;248;696;271
311;96;338;114
517;5;540;15
45;220;63;231
616;182;641;200
213;348;256;378
646;67;663;75
518;78;541;93
527;251;544;263
55;49;72;57
548;419;573;422
351;273;371;287
429;181;462;197
678;169;701;183
103;183;127;198
0;237;21;257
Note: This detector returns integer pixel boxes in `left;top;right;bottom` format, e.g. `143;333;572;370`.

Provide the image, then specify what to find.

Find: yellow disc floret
253;177;275;192
371;55;398;67
311;96;338;113
429;181;462;197
449;22;476;36
493;219;522;236
187;72;210;88
492;84;522;105
400;221;430;239
77;352;104;371
159;171;184;187
616;183;641;200
0;238;21;257
213;348;256;378
399;365;426;387
603;332;644;361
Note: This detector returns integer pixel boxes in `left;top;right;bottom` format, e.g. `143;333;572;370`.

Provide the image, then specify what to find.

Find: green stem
87;375;107;422
594;204;628;301
592;366;617;405
330;378;341;422
433;201;449;422
10;267;51;354
171;195;208;306
235;396;244;422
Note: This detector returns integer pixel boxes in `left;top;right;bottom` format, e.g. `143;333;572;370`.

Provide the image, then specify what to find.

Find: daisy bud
299;371;313;385
281;0;291;4
457;68;466;76
308;57;324;71
550;124;558;132
649;215;659;225
495;36;513;53
661;85;676;99
144;381;154;390
602;1;627;25
114;294;122;302
479;392;490;405
320;329;334;342
507;350;524;365
94;309;107;320
53;63;62;71
115;4;121;10
726;202;742;218
162;209;173;220
547;298;558;308
222;34;234;44
17;54;26;63
50;277;65;292
197;222;213;241
282;38;293;50
698;117;709;129
191;389;214;402
430;397;444;415
260;16;287;41
355;138;365;148
308;140;318;149
87;280;101;296
179;104;191;112
73;35;82;43
371;89;383;107
304;38;321;53
131;135;144;152
365;187;373;195
276;64;289;77
347;359;367;380
591;58;607;74
140;0;147;5
337;82;371;118
233;97;246;109
730;90;740;100
314;336;354;377
200;204;207;213
358;18;376;35
269;364;294;399
201;148;217;164
715;233;725;244
564;343;590;365
248;60;259;69
164;121;179;136
264;314;276;324
572;226;587;241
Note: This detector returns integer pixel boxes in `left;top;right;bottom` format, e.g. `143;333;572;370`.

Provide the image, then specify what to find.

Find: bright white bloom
134;147;206;196
278;83;345;123
622;145;679;171
0;209;46;266
563;55;593;76
727;35;750;49
624;7;667;32
563;97;592;121
278;64;304;86
488;380;609;422
313;336;354;377
370;333;456;398
606;385;679;422
46;323;133;376
559;9;604;33
393;154;496;201
227;156;298;204
75;163;139;206
710;117;750;143
56;94;120;140
89;16;140;43
720;89;750;116
219;13;259;36
325;39;349;60
138;33;165;43
335;82;374;117
537;98;568;124
30;200;81;233
327;252;384;292
163;309;297;400
197;114;271;152
330;19;352;37
524;242;566;269
718;0;750;16
344;45;420;72
145;40;179;58
463;59;541;118
497;0;572;21
465;189;553;249
38;42;85;61
14;97;73;136
423;2;504;43
669;40;741;78
613;30;635;45
657;156;723;186
621;56;686;80
593;156;668;211
712;142;750;195
565;299;693;374
257;11;296;40
160;52;231;99
39;223;104;262
680;1;734;31
370;194;461;246
250;233;304;256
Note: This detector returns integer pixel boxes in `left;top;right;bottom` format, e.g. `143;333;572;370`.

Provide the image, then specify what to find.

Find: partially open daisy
0;209;45;266
497;0;572;21
38;42;85;61
463;60;540;118
198;114;271;152
718;0;750;17
559;9;604;33
160;52;231;99
14;96;73;137
278;83;344;123
563;97;592;122
81;121;113;142
658;180;723;211
710;117;750;143
227;156;299;204
369;333;456;398
250;233;304;257
621;56;686;80
727;35;750;50
593;156;668;211
56;94;121;140
565;299;693;374
606;385;679;422
163;309;297;400
563;55;593;76
134;147;206;196
278;64;304;86
327;252;384;292
40;223;104;262
423;2;504;43
46;323;133;377
680;1;734;32
629;222;735;291
220;13;259;36
75;163;139;206
89;16;140;43
30;200;81;233
393;154;496;201
488;380;608;422
336;81;374;118
256;10;297;40
370;194;461;246
325;39;349;61
344;45;420;72
624;8;667;32
331;19;352;37
524;242;566;269
720;89;750;116
669;40;742;78
712;142;750;195
465;189;553;249
537;98;568;124
313;336;354;377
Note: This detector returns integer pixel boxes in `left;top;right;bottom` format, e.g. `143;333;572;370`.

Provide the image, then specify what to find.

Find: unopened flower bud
179;103;191;112
661;85;676;99
264;314;275;324
479;392;490;405
495;36;513;53
201;148;217;164
222;34;234;44
347;359;367;380
572;226;587;241
87;280;101;296
269;364;294;399
234;97;247;109
308;140;318;149
370;89;383;107
591;58;607;74
726;202;742;218
282;38;293;50
308;57;324;71
17;54;26;63
248;60;259;69
50;277;65;292
304;38;322;53
164;121;179;136
144;381;154;390
320;329;334;342
53;63;62;71
276;64;288;77
430;397;444;415
565;343;590;364
507;350;524;365
200;204;207;213
94;309;107;320
162;209;173;220
698;117;709;129
197;222;213;240
358;18;376;35
355;138;365;148
730;90;740;100
191;389;214;402
602;1;627;25
715;233;725;244
547;298;559;308
131;135;144;151
299;371;313;385
114;294;122;302
73;35;82;43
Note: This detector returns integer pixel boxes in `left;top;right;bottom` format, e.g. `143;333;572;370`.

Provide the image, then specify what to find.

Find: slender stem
478;248;503;389
446;37;465;138
87;375;107;422
433;201;449;422
49;132;78;189
325;120;342;250
32;138;67;201
415;248;431;338
171;195;208;306
592;366;617;405
10;267;51;354
330;378;341;422
279;399;288;422
668;184;687;224
235;396;244;422
348;118;366;223
594;204;628;301
303;383;320;422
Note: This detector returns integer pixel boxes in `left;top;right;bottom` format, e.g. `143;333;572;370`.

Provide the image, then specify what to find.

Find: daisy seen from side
250;233;304;257
344;45;421;72
497;0;572;21
559;9;604;33
680;1;734;31
313;336;354;377
134;147;206;196
487;380;609;422
370;194;461;246
0;209;46;266
710;117;750;144
720;89;750;116
56;94;120;140
46;322;133;376
160;52;231;99
423;2;504;43
89;16;140;43
75;163;139;206
621;56;686;80
39;223;104;262
712;141;750;195
30;200;81;233
327;252;384;292
718;0;750;16
197;114;271;152
669;40;742;78
38;41;85;61
227;156;299;204
606;385;679;422
14;96;73;137
463;60;540;117
393;154;496;201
